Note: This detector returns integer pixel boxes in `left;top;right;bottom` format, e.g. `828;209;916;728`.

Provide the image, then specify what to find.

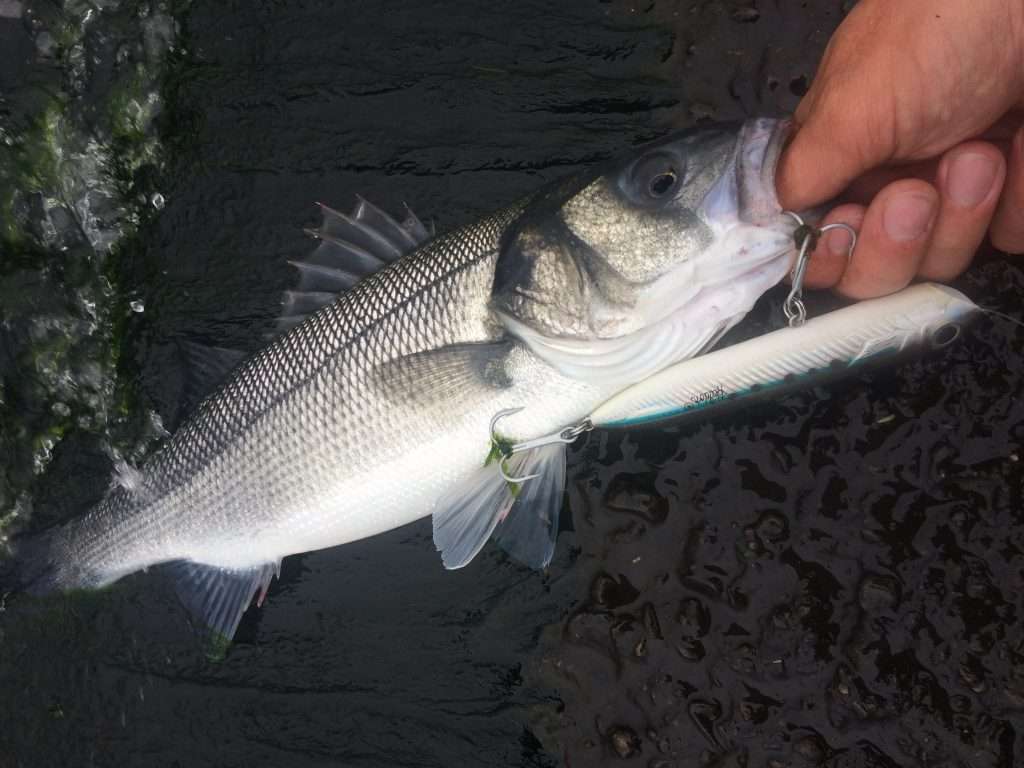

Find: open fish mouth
736;117;791;227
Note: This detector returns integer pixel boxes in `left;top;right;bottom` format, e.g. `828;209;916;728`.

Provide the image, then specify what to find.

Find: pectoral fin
370;341;513;404
432;443;567;570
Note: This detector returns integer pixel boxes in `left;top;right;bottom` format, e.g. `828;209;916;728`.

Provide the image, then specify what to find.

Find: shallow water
1;1;1022;767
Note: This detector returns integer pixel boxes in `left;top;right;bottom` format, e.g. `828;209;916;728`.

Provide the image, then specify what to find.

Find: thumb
775;110;881;212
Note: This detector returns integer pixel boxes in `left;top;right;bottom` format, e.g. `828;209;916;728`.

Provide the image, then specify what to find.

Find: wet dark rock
754;510;789;543
605;473;670;524
608;725;641;758
675;637;705;662
793;733;829;765
731;5;760;23
591;572;641;609
857;574;901;612
610;614;646;661
738;684;781;724
676;597;710;637
642;602;663;640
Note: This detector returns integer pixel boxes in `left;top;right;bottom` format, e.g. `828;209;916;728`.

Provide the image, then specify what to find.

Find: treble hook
782;211;857;327
489;408;593;485
489;408;541;484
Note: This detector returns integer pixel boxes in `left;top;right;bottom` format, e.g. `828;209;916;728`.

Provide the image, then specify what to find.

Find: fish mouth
736;117;790;227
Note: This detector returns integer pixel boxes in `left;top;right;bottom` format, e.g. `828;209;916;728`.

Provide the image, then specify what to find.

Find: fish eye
628;152;684;203
649;170;677;197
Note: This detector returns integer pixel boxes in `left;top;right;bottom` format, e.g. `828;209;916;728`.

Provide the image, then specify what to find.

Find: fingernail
883;193;935;242
946;152;998;208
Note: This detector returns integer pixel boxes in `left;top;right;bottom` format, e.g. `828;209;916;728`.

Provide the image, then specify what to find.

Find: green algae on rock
0;0;186;543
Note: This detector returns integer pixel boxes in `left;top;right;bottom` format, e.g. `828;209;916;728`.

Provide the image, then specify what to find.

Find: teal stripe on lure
601;345;902;429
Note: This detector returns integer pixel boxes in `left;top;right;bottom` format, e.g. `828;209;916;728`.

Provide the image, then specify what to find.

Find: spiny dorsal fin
276;197;431;335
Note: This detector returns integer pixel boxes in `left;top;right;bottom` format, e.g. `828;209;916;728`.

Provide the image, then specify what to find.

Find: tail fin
1;527;68;596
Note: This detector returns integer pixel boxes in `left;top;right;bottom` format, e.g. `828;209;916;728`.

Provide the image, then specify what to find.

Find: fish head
491;118;797;384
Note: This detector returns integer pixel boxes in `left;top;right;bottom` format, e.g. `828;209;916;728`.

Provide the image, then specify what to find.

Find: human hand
776;0;1024;299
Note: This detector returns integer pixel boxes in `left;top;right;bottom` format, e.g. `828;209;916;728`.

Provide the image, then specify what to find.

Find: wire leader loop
782;212;858;328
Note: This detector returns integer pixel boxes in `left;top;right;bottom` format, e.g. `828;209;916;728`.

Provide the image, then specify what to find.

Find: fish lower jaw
646;237;793;332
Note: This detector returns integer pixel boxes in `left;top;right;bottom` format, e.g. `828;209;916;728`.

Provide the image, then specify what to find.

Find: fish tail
1;525;91;596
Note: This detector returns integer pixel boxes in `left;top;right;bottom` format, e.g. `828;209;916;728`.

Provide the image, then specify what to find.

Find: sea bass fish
5;118;799;642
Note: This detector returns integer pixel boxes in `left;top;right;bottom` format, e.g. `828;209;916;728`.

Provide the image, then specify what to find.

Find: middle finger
835;179;940;299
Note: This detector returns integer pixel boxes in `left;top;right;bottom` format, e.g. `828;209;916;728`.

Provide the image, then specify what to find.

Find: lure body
590;283;978;429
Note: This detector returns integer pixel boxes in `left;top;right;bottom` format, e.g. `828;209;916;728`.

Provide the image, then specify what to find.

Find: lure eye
930;322;960;348
628;152;684;203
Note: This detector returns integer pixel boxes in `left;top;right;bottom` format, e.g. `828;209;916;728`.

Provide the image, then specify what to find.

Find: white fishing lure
590;282;979;429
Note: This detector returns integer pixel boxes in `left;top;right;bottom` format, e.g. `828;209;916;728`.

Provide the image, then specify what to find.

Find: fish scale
49;202;527;584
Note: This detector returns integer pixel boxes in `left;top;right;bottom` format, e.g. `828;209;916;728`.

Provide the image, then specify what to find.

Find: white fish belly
155;370;607;572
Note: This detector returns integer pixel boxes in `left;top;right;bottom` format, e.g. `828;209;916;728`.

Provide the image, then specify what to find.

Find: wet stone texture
533;259;1024;767
1;1;1022;767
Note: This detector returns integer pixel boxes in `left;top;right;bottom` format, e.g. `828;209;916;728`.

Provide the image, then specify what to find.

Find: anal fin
168;560;280;645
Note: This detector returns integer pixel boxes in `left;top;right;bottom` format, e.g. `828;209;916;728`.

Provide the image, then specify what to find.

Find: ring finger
920;141;1006;280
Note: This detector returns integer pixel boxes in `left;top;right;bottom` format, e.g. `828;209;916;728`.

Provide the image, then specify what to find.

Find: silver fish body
40;204;595;580
10;118;798;640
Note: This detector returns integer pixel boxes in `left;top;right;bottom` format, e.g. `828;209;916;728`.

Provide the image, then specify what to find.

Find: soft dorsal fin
277;197;431;334
177;340;248;420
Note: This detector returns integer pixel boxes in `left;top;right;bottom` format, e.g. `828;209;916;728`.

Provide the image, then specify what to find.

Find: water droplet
151;192;165;210
130;299;145;313
731;5;760;22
